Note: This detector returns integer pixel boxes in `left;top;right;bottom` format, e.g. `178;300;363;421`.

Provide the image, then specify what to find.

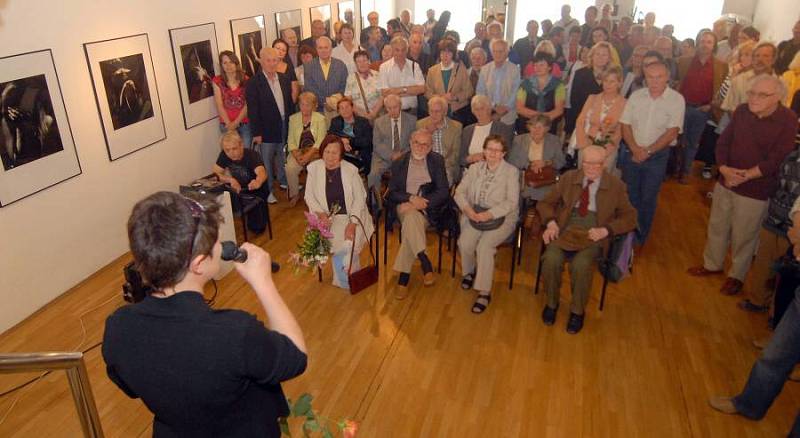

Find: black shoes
541;305;558;326
397;272;410;287
566;313;584;334
460;273;475;290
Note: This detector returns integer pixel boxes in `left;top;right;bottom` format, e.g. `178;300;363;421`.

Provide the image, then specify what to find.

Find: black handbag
347;215;378;295
469;205;505;231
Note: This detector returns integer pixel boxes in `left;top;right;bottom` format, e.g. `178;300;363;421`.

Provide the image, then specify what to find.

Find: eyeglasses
582;160;604;167
484;147;505;154
746;91;776;99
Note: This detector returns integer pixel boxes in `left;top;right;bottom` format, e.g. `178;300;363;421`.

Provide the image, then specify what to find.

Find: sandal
471;293;491;314
460;273;475;290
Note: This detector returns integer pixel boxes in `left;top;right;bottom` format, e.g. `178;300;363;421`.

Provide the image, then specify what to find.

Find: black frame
0;49;82;207
168;22;220;130
83;33;167;162
274;8;305;41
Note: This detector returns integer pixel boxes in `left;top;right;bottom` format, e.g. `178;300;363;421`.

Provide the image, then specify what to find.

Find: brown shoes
720;277;743;295
708;396;738;415
687;266;723;276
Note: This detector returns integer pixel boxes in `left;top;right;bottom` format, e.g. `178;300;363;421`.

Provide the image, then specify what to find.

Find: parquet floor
0;175;797;437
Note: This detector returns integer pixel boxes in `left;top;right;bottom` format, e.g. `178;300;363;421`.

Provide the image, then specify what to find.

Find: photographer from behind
102;191;307;437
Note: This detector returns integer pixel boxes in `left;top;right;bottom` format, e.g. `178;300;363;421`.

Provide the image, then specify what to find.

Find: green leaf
322;428;335;438
291;393;313;417
304;418;320;432
279;417;292;437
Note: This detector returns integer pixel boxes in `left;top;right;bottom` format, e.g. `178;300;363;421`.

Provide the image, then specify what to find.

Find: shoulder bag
469;205;505;231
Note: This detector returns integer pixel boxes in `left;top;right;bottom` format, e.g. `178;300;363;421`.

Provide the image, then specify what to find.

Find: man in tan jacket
537;146;638;334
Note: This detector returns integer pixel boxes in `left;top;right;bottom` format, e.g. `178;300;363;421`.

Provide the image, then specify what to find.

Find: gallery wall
0;0;362;333
753;0;800;43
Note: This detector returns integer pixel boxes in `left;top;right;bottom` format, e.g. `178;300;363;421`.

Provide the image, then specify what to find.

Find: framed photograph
310;4;333;38
275;9;304;44
84;33;166;161
230;15;266;78
168;22;220;129
0;49;81;207
338;1;355;27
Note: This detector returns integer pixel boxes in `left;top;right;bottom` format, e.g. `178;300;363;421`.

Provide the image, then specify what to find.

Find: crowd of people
204;6;800;433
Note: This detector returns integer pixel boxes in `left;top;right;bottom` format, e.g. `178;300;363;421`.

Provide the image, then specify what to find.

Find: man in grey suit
368;94;416;189
303;37;348;113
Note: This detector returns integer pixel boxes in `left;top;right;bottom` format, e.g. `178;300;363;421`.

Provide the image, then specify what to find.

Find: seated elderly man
368;95;416;189
688;75;798;295
386;129;450;297
417;96;462;185
537;145;637;334
212;130;270;234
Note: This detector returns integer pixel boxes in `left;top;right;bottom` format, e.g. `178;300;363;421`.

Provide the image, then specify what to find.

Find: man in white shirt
378;36;426;115
476;39;521;126
620;61;685;245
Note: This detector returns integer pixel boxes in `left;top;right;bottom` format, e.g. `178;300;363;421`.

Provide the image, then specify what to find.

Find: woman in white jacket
305;134;374;289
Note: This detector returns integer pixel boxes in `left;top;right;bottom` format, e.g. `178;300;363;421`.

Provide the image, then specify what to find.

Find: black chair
230;190;273;242
533;233;628;311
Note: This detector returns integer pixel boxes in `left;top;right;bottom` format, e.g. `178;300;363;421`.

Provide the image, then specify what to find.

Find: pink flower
343;420;359;438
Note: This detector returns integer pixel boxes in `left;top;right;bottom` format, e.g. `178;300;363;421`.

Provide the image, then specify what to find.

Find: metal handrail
0;352;104;438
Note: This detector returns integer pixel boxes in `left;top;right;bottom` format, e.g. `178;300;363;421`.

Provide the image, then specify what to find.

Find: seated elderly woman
507;114;566;202
454;134;520;314
416;95;462;186
459;95;513;173
386;129;450;297
304;134;375;289
515;52;565;134
212;130;269;234
286;91;328;206
328;96;373;174
536;145;637;335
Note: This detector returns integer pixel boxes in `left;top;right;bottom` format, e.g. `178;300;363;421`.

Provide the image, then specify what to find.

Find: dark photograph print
98;54;154;130
0;74;63;171
276;9;303;43
238;30;263;78
180;40;214;103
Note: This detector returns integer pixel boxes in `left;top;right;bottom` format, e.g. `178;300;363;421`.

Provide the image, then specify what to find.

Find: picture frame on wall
230;15;266;78
84;33;166;161
310;4;333;38
275;9;304;44
168;22;220;130
338;1;355;28
0;49;81;207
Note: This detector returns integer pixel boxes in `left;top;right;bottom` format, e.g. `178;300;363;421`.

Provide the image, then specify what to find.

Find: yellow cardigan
783;70;800;109
287;111;328;151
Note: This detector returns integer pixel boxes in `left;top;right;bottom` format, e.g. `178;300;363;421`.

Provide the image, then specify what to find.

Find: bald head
259;47;280;73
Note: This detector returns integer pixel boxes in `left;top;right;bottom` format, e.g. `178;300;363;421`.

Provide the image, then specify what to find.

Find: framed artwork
338;1;355;28
310;4;333;37
0;49;81;207
168;22;220;129
275;9;304;44
230;15;266;78
84;33;166;161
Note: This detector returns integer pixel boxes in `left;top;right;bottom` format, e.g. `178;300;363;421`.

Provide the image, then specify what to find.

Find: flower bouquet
289;205;340;272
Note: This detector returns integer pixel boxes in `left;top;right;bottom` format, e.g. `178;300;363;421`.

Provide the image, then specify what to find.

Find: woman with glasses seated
454;134;520;314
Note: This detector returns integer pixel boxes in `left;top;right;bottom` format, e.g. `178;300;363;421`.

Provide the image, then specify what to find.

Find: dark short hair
353;49;370;62
483;134;508;152
438;39;458;56
527;114;552;129
336;95;354;111
340;23;355;35
532;52;555;66
272;38;289;50
550;26;564;38
741;26;760;42
592;26;609;40
299;45;317;58
128;192;223;290
319;134;344;158
568;26;582;35
643;50;665;64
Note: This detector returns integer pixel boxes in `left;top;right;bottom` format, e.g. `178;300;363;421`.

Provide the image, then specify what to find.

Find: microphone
221;241;280;273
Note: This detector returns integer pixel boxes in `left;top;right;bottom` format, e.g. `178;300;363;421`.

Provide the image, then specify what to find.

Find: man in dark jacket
387;129;450;295
246;47;294;202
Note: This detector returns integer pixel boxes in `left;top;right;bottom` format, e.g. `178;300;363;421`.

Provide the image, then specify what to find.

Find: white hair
750;73;788;100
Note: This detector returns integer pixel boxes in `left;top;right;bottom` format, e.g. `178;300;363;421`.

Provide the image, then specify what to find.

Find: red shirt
212;75;249;123
679;56;713;105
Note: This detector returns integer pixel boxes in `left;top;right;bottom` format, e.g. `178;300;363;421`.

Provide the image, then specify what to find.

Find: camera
122;262;152;303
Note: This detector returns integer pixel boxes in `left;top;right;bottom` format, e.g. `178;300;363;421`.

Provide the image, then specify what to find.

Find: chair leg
451;229;457;278
437;231;443;273
265;201;273;240
509;227;518;290
599;273;609;311
517;225;524;266
318;266;322;282
383;209;389;266
241;208;249;243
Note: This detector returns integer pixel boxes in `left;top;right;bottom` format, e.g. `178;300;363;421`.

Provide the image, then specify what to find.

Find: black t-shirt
216;148;263;187
102;292;307;438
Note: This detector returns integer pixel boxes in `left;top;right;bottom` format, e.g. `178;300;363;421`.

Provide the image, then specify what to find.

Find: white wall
0;0;355;333
753;0;800;43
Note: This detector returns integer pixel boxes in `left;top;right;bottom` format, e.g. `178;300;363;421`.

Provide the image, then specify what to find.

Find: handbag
347;214;378;294
469;205;505;231
524;165;557;188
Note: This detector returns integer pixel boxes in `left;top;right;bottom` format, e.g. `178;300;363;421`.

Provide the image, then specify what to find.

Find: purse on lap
347;215;378;294
524;165;557;188
469;205;505;231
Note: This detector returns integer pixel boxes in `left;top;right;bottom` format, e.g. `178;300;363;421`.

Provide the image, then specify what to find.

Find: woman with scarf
515;52;565;135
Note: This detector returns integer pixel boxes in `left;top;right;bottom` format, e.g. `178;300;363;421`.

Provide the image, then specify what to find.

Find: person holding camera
102;191;307;437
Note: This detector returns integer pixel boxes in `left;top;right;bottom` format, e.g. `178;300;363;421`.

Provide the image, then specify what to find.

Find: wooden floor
1;175;798;437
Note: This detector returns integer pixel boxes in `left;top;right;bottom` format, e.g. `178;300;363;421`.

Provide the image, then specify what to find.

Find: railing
0;352;104;438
